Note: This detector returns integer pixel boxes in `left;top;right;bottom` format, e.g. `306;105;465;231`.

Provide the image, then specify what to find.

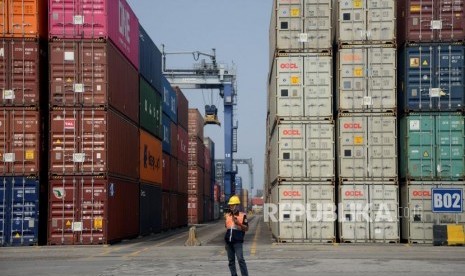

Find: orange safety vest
225;212;246;230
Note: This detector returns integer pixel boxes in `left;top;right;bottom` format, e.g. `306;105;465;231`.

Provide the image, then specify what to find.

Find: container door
338;116;367;179
338;48;366;112
436;0;465;42
306;185;335;242
338;0;366;43
405;0;434;42
0;177;10;245
304;55;332;117
367;116;397;179
81;0;107;38
404;115;435;179
369;185;399;242
278;185;306;241
405;46;434;111
276;0;304;50
366;0;395;42
436;45;465;111
436;114;465;180
49;0;80;38
406;184;434;243
277;124;306;180
275;56;304;118
306;123;335;180
303;0;332;50
366;47;396;111
340;185;370;242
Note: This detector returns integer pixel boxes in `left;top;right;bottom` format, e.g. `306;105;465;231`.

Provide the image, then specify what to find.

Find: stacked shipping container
267;0;336;243
397;0;465;244
203;137;215;222
0;0;47;246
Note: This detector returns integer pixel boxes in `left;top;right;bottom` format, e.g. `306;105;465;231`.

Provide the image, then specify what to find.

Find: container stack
267;0;336;243
203;137;215;221
47;0;143;245
336;0;399;243
187;109;205;224
0;0;47;246
397;0;465;244
175;87;189;228
138;25;163;236
213;183;221;220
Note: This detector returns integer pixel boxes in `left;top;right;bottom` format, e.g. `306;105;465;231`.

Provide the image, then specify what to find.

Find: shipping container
139;183;162;236
49;40;140;122
188;109;204;140
188;165;204;196
214;184;220;203
0;39;44;106
270;183;336;243
337;0;396;44
0;108;40;175
339;183;399;243
48;0;139;68
139;76;162;139
162;76;177;123
269;54;333;126
161;191;170;230
162;153;171;192
178;162;188;194
397;0;465;44
177;126;188;164
338;114;397;181
49;108;139;178
175;87;188;130
178;193;188;227
188;194;204;224
48;176;139;245
213;202;220;220
170;193;179;228
170;122;177;159
0;177;39;246
161;114;171;154
399;113;465;180
188;136;205;169
0;0;48;38
139;24;163;93
139;129;162;185
401;181;465;244
399;44;465;112
270;122;335;183
269;0;333;64
337;46;396;113
170;156;178;193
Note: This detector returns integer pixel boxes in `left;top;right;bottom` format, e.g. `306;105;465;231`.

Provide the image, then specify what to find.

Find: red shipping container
398;0;465;44
178;193;188;227
188;165;204;195
204;148;211;174
188;136;205;168
162;152;171;191
169;193;178;228
49;108;139;179
170;122;177;159
188;194;203;224
0;39;44;106
49;40;139;123
204;175;212;198
188;109;204;140
0;0;48;38
177;126;188;164
177;162;188;194
161;191;170;230
48;176;139;245
48;0;139;68
0;108;40;175
175;87;188;130
170;156;178;193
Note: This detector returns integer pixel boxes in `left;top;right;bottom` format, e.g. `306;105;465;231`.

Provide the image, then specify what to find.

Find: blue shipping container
162;114;171;154
139;24;163;93
0;177;39;246
400;44;465;112
162;76;178;123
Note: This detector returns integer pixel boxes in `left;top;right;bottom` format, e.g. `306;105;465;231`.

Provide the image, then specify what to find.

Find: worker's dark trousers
225;242;249;276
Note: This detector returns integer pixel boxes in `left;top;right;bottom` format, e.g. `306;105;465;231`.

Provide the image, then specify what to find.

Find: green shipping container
400;113;465;180
140;77;162;138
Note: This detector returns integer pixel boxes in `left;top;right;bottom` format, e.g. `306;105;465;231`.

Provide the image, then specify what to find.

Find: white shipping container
270;122;335;183
338;114;397;180
401;182;465;244
339;183;399;243
269;0;333;63
270;183;336;243
337;46;396;112
337;0;396;44
269;54;333;126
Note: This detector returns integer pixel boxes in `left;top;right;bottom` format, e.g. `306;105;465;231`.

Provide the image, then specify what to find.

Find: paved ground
1;215;465;275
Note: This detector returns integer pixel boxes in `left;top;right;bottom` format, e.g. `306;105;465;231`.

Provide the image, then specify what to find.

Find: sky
127;0;273;195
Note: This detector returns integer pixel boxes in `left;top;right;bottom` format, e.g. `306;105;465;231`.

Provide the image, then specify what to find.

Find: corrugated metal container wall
397;0;465;44
188;166;204;196
188;194;204;224
139;24;163;93
338;115;397;181
0;0;48;38
177;126;188;164
0;177;39;246
337;0;396;44
162;114;171;154
139;130;162;185
48;176;139;245
1;109;40;175
170;122;177;159
269;54;333;125
170;193;178;228
188;109;204;140
269;0;333;65
178;162;188;194
49;40;140;123
270;122;335;183
188;136;205;169
162;77;177;123
139;183;162;236
178;193;188;226
399;44;465;113
170;156;177;193
339;183;399;243
162;153;171;191
337;46;396;112
401;181;465;244
399;114;465;180
49;108;139;179
48;0;139;68
161;192;170;230
139;77;162;139
0;40;43;106
270;183;336;243
175;87;188;130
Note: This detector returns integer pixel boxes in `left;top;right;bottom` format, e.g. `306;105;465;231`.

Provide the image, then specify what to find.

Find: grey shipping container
140;76;162;139
140;183;162;236
139;24;163;94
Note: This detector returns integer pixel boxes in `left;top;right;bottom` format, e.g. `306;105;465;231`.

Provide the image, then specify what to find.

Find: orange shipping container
140;129;162;184
0;0;48;38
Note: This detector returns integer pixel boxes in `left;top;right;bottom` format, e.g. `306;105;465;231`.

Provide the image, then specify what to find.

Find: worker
224;195;249;276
